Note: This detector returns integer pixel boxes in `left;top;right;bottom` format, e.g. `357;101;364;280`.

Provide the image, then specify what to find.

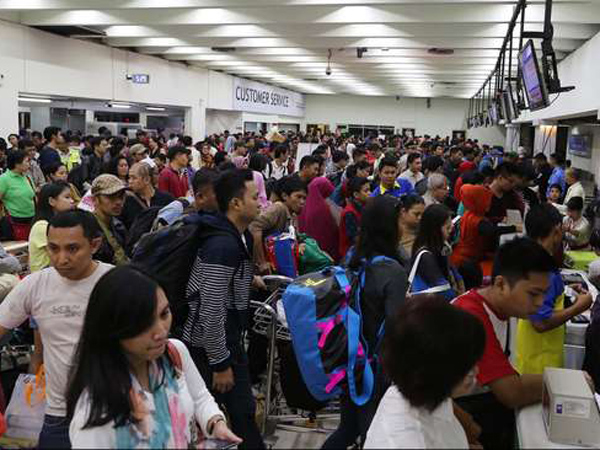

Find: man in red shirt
158;146;190;198
453;237;556;449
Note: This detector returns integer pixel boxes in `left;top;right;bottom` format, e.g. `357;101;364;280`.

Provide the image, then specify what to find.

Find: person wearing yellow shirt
28;182;75;273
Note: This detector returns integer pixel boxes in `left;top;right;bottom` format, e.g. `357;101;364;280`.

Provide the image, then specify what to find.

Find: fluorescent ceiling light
146;106;166;111
18;97;51;103
108;103;132;109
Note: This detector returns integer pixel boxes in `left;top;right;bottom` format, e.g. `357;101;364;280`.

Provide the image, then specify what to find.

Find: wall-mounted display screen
569;134;593;159
519;40;550;111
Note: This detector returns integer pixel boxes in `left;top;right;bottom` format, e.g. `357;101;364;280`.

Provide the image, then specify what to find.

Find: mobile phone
200;439;238;449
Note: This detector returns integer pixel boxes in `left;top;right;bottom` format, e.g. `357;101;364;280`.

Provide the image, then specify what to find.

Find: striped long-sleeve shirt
182;213;254;371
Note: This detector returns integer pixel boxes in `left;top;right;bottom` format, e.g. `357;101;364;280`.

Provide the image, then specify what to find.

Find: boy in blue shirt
516;203;592;374
371;156;413;198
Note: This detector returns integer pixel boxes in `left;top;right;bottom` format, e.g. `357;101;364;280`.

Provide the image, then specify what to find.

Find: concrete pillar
185;98;206;141
534;125;557;157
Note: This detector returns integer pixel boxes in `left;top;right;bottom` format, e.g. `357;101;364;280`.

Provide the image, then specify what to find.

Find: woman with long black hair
323;195;408;449
67;265;241;448
410;204;465;300
29;181;75;273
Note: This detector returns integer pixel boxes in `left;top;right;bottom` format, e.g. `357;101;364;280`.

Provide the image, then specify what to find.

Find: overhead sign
131;74;150;84
233;77;305;117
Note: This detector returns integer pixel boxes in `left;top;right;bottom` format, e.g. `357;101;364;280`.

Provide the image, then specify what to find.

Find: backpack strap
166;341;183;374
340;264;375;406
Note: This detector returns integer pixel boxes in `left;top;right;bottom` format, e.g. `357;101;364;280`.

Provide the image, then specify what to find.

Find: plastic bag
266;227;299;278
298;234;333;275
4;368;46;441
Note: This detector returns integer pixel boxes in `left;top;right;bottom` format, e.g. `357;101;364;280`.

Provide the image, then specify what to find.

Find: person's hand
257;261;272;275
569;283;584;294
28;355;42;375
213;420;243;444
213;368;235;393
298;243;307;256
515;223;524;233
253;275;267;291
575;293;593;313
584;371;596;393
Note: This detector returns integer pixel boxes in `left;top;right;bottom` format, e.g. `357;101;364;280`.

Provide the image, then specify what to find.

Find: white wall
303;94;506;145
206;109;243;135
0;19;214;140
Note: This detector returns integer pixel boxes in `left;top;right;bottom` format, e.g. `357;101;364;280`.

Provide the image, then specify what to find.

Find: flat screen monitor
569;134;593;159
519;40;550;111
505;83;519;121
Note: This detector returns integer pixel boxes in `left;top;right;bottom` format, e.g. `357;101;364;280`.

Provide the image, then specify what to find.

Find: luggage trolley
251;276;339;437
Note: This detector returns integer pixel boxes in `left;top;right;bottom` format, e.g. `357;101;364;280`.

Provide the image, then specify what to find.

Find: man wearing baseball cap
130;143;156;168
91;174;129;266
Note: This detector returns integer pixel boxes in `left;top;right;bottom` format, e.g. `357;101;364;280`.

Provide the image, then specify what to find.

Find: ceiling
1;0;600;98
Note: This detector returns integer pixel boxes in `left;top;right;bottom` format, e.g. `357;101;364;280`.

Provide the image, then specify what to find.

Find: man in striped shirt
182;169;265;449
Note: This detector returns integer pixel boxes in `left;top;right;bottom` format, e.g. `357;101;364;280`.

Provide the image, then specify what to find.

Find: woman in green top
28;181;75;272
0;150;36;240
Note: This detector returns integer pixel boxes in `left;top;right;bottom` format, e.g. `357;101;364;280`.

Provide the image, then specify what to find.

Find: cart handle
262;275;294;285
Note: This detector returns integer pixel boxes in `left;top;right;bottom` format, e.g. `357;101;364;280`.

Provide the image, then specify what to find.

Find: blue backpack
282;257;391;406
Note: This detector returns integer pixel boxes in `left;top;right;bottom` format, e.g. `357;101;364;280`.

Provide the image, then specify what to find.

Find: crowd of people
0;125;597;449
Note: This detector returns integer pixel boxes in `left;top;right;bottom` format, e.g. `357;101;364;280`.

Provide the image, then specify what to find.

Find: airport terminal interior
1;0;600;448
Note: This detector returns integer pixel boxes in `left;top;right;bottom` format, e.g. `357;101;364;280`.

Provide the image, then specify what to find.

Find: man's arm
488;373;543;409
532;293;592;332
251;228;269;274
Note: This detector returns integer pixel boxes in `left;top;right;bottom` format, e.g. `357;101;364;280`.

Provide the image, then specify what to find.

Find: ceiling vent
211;47;237;52
428;48;455;56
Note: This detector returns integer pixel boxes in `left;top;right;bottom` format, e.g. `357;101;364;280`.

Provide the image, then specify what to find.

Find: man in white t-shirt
0;210;113;449
399;153;424;188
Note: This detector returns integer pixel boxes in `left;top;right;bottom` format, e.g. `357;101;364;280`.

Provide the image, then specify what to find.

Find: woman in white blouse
66;266;241;449
364;295;485;449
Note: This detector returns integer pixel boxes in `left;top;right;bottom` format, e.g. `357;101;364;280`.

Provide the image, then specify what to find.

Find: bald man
119;162;174;229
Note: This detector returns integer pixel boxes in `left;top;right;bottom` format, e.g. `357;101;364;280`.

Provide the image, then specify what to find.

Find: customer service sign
233;77;306;117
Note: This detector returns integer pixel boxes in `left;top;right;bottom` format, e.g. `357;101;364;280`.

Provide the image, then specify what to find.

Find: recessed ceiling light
18;97;52;104
107;103;132;109
146;106;166;111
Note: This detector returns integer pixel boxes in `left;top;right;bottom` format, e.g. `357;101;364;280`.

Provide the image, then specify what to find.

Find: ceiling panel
2;0;598;98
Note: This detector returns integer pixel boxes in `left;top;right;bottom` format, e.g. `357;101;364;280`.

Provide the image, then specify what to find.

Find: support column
534;124;557;157
185;98;206;141
505;123;520;154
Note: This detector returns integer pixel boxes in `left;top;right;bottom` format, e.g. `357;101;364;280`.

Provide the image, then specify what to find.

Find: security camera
325;66;332;76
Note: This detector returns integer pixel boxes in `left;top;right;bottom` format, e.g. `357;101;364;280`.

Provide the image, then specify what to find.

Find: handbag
407;249;452;296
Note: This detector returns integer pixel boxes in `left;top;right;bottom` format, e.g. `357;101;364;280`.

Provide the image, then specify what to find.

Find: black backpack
131;214;215;329
126;199;189;256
